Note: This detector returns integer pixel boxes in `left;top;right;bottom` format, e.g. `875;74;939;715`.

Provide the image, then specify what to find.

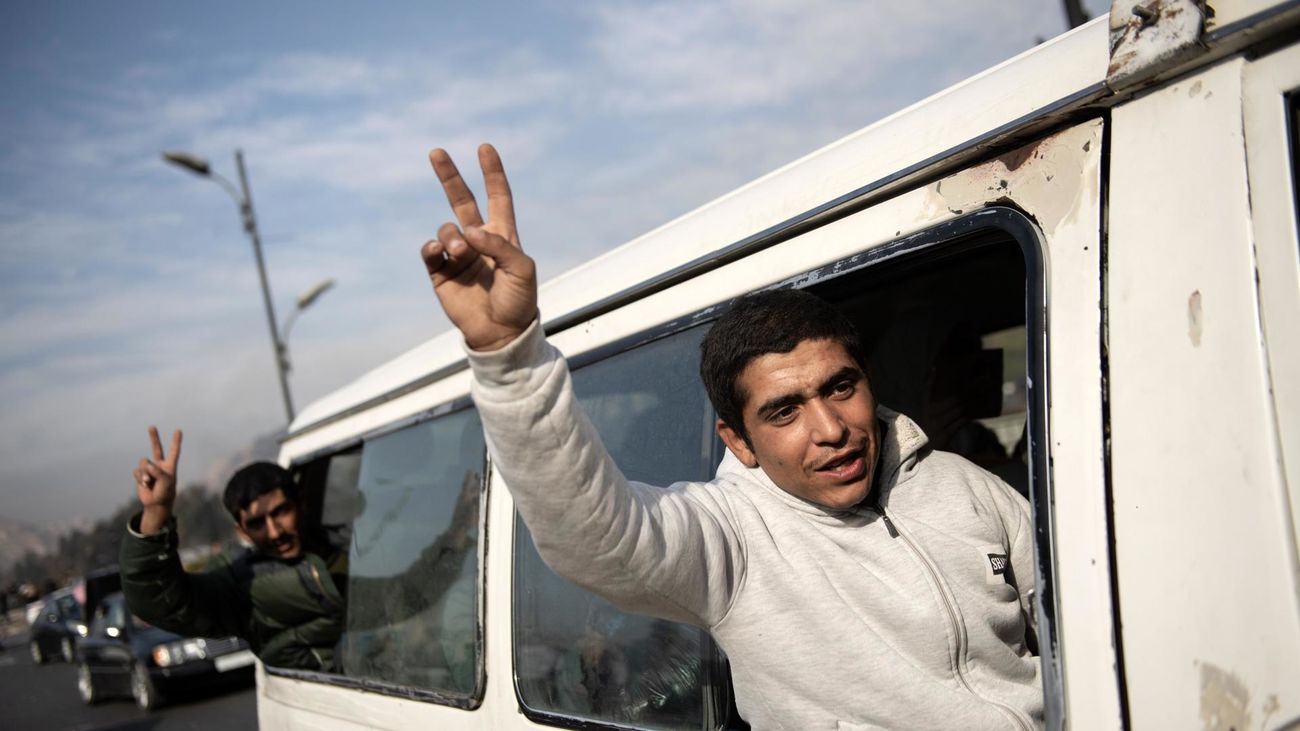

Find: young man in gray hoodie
420;144;1042;730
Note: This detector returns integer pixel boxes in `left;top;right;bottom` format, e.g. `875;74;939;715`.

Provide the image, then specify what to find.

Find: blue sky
0;0;1106;528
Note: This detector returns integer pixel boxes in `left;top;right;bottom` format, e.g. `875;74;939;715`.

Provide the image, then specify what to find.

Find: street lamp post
162;149;296;424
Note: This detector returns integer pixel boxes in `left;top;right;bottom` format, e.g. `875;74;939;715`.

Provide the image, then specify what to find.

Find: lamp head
296;278;336;309
161;151;211;176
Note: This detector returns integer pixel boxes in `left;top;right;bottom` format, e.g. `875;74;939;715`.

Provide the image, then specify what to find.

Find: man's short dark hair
700;289;867;444
224;462;298;522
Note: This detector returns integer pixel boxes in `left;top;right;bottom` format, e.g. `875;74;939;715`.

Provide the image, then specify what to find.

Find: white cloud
1;0;1085;527
580;0;1062;115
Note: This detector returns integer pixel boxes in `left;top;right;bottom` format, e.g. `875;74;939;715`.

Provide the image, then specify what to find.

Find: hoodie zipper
874;504;1031;731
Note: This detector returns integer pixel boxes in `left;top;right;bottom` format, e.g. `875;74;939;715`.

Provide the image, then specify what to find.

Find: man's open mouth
816;448;866;481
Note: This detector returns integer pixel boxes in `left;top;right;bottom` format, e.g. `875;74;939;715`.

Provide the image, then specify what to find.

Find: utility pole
233;150;295;422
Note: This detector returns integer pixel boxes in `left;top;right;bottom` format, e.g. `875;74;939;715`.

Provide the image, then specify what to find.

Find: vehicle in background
28;589;82;664
76;592;255;711
72;565;121;635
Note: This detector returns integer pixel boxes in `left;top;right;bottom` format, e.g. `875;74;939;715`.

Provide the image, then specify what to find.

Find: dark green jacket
119;514;346;671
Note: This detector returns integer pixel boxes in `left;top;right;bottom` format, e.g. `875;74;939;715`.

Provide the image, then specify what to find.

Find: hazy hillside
0;515;59;572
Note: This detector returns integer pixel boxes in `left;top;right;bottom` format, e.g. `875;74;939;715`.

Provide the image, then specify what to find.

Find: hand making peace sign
133;426;182;535
421;144;538;352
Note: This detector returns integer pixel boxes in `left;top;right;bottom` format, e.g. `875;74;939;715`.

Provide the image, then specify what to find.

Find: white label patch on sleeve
978;543;1010;585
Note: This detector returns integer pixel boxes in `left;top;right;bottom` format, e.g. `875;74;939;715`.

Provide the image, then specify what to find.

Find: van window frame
270;396;489;711
511;205;1060;730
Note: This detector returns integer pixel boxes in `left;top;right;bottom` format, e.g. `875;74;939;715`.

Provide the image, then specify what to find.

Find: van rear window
340;407;485;698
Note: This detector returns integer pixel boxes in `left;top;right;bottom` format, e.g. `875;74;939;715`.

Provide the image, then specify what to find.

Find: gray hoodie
468;321;1042;730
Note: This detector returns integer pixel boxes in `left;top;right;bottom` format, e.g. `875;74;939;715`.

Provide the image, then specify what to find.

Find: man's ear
231;513;252;546
716;419;758;468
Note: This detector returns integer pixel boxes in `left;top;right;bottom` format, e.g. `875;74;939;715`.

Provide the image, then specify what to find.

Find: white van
267;2;1300;728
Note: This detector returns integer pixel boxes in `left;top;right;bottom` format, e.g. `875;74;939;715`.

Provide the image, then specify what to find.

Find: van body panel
1108;56;1300;728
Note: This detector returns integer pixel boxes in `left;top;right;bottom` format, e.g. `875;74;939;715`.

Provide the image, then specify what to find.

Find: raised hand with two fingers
133;426;182;535
420;144;538;352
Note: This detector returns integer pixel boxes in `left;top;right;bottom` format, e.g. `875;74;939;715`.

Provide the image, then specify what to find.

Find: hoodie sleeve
467;320;744;628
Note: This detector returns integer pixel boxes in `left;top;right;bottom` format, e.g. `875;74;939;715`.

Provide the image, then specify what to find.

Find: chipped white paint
927;124;1101;239
1108;0;1207;89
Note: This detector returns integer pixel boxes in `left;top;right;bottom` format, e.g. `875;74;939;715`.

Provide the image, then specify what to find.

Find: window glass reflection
342;408;484;697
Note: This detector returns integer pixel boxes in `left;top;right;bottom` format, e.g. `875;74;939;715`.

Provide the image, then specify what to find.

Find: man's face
716;338;880;510
236;488;303;559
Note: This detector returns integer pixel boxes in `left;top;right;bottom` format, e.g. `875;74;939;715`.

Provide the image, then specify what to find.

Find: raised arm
419;147;742;627
121;427;244;639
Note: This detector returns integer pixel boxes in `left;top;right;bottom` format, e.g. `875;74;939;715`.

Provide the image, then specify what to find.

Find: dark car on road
76;592;255;711
28;590;84;664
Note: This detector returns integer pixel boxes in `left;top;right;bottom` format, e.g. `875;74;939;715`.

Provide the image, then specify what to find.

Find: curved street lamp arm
205;171;246;210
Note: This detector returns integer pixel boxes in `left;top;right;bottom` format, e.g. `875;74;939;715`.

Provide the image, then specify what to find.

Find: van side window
339;407;485;698
513;326;730;728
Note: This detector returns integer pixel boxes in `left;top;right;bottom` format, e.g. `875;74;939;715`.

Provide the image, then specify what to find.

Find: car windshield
56;595;80;620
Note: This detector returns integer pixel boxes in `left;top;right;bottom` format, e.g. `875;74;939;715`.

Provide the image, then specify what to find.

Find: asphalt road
0;632;257;731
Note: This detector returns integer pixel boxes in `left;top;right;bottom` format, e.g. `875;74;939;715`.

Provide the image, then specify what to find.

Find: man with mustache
119;429;481;673
422;145;1042;729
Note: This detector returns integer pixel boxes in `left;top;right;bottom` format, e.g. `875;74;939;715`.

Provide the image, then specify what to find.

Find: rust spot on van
1198;663;1250;731
925;122;1100;237
997;141;1041;172
1108;0;1206;89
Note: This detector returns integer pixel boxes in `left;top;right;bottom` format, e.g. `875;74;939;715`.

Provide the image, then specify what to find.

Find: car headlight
152;644;173;667
151;638;208;667
75;623;88;637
